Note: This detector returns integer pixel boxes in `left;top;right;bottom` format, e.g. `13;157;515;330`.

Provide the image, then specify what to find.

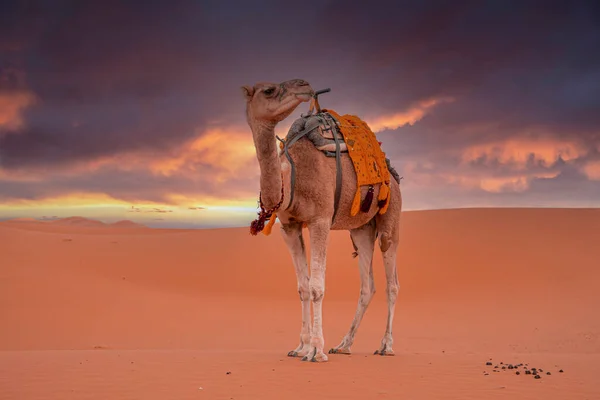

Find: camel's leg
329;219;377;355
280;221;311;357
301;219;330;362
375;230;399;356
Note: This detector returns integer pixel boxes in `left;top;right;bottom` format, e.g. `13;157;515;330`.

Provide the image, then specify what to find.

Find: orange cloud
367;97;453;132
444;171;560;193
11;124;259;178
164;193;257;209
404;160;560;193
0;123;261;212
0;189;260;212
462;138;587;168
0;167;44;182
582;161;600;180
149;127;257;180
0;192;130;208
479;172;560;193
0;90;37;133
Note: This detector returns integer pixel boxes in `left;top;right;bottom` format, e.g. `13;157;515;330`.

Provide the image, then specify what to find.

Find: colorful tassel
361;185;374;212
351;189;361;216
250;218;265;236
262;213;277;236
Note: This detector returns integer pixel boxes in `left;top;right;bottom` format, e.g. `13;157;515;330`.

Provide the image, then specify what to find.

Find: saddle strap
283;113;344;226
327;114;343;225
283;122;320;210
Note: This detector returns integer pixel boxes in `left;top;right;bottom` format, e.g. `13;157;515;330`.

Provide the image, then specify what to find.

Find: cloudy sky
1;0;599;227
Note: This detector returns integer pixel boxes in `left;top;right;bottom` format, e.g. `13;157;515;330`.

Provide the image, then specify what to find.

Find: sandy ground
1;208;599;399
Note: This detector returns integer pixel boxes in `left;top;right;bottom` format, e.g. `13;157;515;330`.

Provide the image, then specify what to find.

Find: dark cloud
315;1;600;133
0;0;599;209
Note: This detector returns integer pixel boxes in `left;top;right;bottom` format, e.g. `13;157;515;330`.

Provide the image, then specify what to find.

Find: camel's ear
241;85;255;101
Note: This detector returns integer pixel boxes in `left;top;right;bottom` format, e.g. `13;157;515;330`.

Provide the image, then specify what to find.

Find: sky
1;0;599;228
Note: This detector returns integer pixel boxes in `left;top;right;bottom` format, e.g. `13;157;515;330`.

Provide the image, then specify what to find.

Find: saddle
280;109;399;216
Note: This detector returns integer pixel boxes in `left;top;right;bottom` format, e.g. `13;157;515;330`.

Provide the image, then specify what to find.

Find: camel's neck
250;119;283;210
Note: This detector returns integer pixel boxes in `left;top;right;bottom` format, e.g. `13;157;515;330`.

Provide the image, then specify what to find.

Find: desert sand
1;208;599;399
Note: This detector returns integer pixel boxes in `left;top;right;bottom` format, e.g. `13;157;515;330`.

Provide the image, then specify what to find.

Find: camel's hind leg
329;219;377;355
280;221;311;357
374;179;401;356
374;226;399;356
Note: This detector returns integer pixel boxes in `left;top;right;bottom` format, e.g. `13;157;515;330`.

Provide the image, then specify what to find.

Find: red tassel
250;218;264;236
361;185;374;212
249;184;284;236
250;211;272;236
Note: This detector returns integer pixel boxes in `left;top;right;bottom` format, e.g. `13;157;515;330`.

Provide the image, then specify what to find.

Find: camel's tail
375;178;402;253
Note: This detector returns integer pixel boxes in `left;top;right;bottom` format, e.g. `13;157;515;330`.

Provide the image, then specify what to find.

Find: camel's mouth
294;91;314;102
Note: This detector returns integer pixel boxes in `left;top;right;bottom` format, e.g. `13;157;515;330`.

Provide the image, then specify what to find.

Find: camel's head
242;79;314;124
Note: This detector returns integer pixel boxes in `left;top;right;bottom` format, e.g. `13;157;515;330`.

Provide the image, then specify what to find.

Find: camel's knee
359;288;375;306
298;282;310;302
387;283;399;301
309;278;325;302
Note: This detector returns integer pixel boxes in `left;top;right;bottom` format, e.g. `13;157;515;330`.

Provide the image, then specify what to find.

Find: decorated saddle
281;109;400;216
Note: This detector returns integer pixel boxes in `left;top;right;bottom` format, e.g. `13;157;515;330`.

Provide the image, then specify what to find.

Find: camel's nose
287;79;309;87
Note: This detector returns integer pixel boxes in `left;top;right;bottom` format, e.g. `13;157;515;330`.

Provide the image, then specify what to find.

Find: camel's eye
263;88;275;96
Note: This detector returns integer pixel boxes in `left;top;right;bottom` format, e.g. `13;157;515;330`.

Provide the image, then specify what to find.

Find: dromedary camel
242;79;402;362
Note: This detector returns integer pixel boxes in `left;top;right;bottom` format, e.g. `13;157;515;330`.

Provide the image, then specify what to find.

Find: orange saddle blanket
324;109;391;216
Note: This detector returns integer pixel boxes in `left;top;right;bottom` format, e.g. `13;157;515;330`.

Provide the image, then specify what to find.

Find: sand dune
0;208;598;399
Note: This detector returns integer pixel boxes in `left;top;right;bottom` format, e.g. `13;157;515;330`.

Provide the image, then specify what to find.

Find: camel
241;79;402;362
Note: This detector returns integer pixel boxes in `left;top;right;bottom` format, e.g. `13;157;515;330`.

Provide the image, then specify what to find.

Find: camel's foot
329;336;353;355
287;343;311;358
374;334;394;356
374;340;395;356
374;348;395;356
328;347;351;355
300;347;329;363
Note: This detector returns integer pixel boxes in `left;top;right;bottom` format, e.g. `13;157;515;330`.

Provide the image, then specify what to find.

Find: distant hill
4;217;39;223
3;216;147;229
110;220;147;229
49;216;107;228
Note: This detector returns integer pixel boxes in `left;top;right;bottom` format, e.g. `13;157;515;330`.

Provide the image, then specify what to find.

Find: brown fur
279;138;402;247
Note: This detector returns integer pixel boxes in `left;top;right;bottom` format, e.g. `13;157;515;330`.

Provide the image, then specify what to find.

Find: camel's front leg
280;222;311;357
301;219;331;362
329;219;377;355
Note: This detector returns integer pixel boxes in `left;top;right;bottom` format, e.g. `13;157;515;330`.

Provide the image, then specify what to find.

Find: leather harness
279;109;345;225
